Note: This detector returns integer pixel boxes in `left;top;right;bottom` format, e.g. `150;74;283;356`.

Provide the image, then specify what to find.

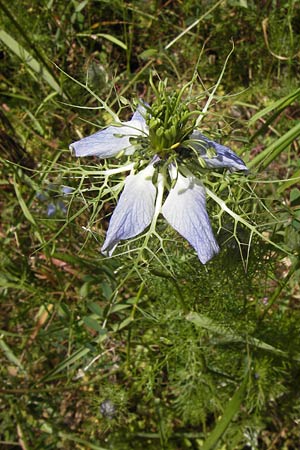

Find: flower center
146;82;196;159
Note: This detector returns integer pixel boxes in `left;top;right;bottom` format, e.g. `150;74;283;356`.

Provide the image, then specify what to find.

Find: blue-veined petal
101;164;156;255
70;108;148;158
162;169;219;264
189;130;248;171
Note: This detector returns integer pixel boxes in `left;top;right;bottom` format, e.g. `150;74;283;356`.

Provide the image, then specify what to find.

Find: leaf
83;316;103;332
0;29;62;94
112;316;133;331
248;121;300;170
110;304;132;313
186;312;300;362
164;0;223;50
87;302;104;317
205;187;290;256
0;338;25;372
76;32;127;50
277;168;300;194
290;188;300;206
13;174;44;243
201;377;247;450
140;48;159;59
41;332;107;381
249;87;300;125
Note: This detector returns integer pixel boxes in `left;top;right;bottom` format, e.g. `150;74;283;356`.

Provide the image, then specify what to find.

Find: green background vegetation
1;1;300;449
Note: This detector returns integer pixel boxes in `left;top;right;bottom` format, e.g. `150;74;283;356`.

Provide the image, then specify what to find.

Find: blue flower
37;184;73;217
70;106;247;263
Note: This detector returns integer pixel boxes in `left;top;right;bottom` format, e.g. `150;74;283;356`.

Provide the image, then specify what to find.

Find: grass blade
0;29;62;95
59;432;109;450
41;332;107;381
249;87;300;126
0;338;25;372
164;0;224;50
277;168;300;193
186;312;300;362
77;32;127;50
201;376;247;450
248;121;300;170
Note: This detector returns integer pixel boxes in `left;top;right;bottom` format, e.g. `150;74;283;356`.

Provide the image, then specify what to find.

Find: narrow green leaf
0;29;62;94
0;274;35;292
277;168;300;194
0;338;25;371
42;332;107;381
13;174;44;244
74;0;89;13
13;175;37;226
201;377;247;450
83;316;103;332
59;432;109;450
186;312;300;362
112;316;133;331
110;304;131;313
164;0;223;50
248;121;300;170
87;302;104;317
77;32;127;50
249;87;300;125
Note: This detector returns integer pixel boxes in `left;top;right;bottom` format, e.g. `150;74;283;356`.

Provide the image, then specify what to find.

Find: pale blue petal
131;103;148;122
47;203;56;217
101;165;156;255
162;171;219;264
61;185;74;195
70;110;148;158
189;130;248;171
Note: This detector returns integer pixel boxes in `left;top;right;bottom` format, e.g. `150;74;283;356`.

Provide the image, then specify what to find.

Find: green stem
196;41;234;127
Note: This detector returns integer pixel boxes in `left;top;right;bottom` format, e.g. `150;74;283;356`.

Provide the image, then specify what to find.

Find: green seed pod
156;127;165;137
164;128;173;142
149;118;160;129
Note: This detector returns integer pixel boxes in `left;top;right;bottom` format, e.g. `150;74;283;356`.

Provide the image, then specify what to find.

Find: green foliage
1;1;300;449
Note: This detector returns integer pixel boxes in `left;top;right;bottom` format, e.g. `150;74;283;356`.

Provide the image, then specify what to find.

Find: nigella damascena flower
36;184;74;217
70;101;247;264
